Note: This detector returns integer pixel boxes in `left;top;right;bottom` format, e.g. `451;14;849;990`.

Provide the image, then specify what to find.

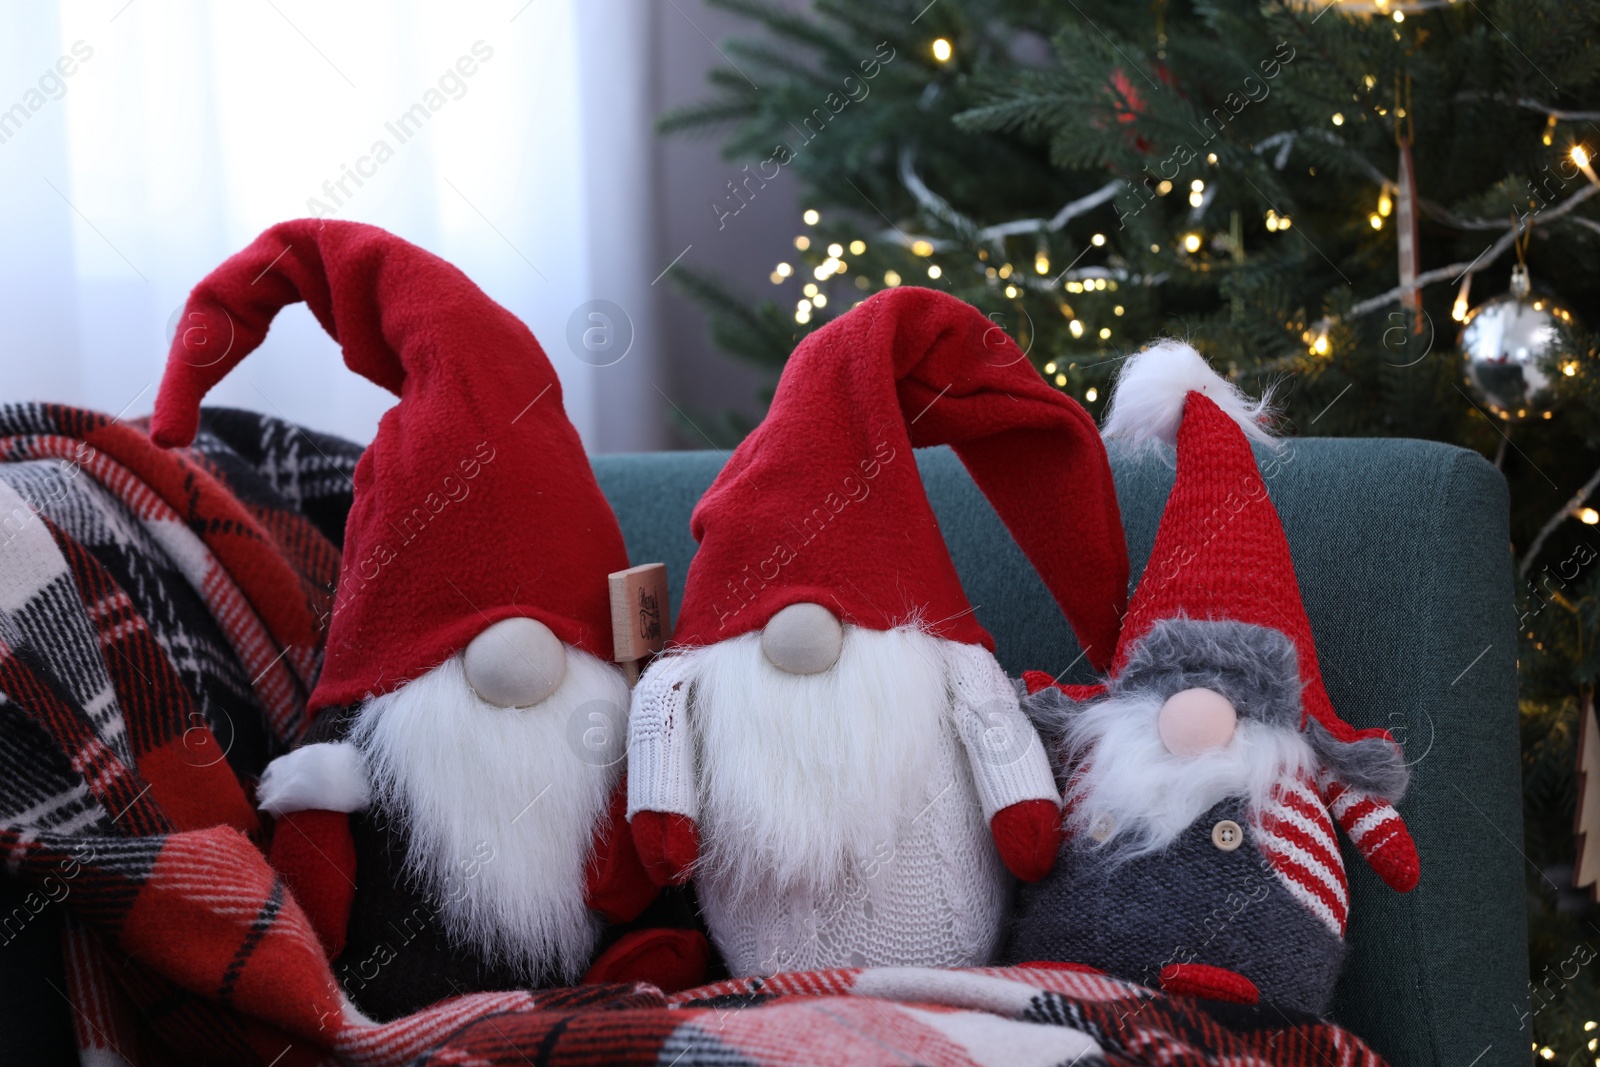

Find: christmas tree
663;0;1600;1053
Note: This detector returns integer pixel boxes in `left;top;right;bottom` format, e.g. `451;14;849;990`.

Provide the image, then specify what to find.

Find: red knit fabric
672;288;1128;669
989;799;1064;882
632;809;700;887
1113;393;1394;748
1159;962;1261;1004
149;220;629;710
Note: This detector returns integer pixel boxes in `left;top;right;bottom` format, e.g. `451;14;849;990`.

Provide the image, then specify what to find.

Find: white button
1212;820;1244;851
1089;814;1116;842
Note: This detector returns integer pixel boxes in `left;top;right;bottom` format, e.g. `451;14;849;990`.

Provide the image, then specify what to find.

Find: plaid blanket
0;402;1393;1066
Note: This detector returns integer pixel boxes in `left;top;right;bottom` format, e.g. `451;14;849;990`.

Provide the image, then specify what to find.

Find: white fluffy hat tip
1100;340;1276;451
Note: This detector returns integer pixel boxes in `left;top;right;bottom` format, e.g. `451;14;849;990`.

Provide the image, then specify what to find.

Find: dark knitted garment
1000;795;1347;1015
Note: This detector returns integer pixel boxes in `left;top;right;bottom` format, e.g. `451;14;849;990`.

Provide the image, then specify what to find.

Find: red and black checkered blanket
0;402;1392;1066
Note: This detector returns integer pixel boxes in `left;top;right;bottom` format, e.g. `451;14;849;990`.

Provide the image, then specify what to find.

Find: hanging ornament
1459;253;1582;421
1394;76;1422;330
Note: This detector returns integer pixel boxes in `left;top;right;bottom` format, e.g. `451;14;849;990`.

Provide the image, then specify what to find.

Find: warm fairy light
883;270;902;287
794;235;810;251
1266;211;1279;232
1278;215;1291;229
1207;152;1218;164
1044;362;1057;374
1370;213;1384;229
1453;292;1469;321
803;209;820;225
1581;509;1599;525
1565;361;1579;376
770;271;784;284
911;239;934;256
1378;190;1393;217
776;262;793;278
1393;9;1405;22
998;263;1013;279
1069;319;1085;338
1085;387;1099;402
927;264;942;278
1150;243;1161;252
932;38;953;62
1363;74;1377;89
1099;327;1112;339
1183;233;1202;253
1574;146;1591;168
1114;305;1125;316
1054;373;1068;386
1035;253;1050;274
1157;180;1173;195
849;239;866;255
804;282;818;297
1092;233;1107;246
1067;281;1083;293
1191;179;1205;192
1332;112;1345;126
827;242;843;257
812;293;827;308
1005;285;1018;298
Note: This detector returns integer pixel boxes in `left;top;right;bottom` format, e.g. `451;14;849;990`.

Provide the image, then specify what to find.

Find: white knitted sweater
627;639;1058;975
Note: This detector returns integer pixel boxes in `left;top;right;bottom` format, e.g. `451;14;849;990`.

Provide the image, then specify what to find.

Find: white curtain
0;0;664;450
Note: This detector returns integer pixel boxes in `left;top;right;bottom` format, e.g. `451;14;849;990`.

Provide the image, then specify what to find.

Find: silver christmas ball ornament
1459;265;1580;421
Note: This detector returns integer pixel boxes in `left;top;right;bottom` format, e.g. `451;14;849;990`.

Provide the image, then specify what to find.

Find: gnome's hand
256;742;370;960
990;799;1064;882
630;810;700;886
269;809;357;959
585;777;660;923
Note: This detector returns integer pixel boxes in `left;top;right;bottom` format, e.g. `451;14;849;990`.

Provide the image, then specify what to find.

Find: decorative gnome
1001;342;1420;1014
626;287;1130;976
149;219;705;1020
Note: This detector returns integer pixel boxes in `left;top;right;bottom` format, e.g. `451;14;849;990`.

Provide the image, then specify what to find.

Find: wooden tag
609;563;670;685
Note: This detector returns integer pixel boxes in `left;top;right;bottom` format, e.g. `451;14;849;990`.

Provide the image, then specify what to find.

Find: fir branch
1523;464;1600;580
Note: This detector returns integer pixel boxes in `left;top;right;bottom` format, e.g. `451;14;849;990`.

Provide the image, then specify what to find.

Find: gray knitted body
998;794;1346;1015
1002;617;1387;1016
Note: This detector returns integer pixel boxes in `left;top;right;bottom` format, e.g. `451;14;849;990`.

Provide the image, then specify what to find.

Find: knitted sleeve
945;641;1061;819
625;652;701;822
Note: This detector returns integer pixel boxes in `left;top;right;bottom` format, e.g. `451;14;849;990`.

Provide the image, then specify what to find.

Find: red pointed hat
151;219;629;711
672;287;1129;670
1101;341;1392;747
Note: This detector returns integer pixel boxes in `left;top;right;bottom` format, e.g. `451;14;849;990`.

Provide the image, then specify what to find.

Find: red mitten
269;809;357;959
1159;962;1259;1004
1321;779;1420;893
990;799;1063;882
585;778;659;923
630;810;699;886
583;928;710;993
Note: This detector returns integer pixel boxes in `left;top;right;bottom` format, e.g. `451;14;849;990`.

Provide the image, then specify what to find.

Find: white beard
1062;689;1317;857
683;625;952;897
349;646;628;981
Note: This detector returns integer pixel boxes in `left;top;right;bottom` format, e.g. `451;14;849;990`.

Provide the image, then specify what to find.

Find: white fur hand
256;741;371;816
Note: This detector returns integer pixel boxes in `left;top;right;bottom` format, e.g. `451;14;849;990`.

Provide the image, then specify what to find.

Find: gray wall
646;0;808;448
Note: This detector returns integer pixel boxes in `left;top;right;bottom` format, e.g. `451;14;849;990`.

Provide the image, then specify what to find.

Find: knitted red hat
1101;342;1393;748
672;287;1128;669
151;219;629;711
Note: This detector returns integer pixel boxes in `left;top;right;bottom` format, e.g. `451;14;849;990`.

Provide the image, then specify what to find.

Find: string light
883;270;901;287
1091;232;1107;246
849;239;866;255
1574;144;1600;186
932;38;953;63
1067;281;1083;293
1183;233;1202;253
803;209;820;225
1069;319;1085;338
1098;327;1112;339
911;239;934;256
1452;275;1472;322
1370;213;1384;230
1393;9;1404;22
804;283;818;297
1085;387;1099;402
1035;253;1050;274
1544;115;1558;146
1207;152;1218;164
1005;285;1018;298
812;293;827;308
776;262;792;277
1378;190;1393;217
927;264;942;278
1157;180;1172;195
1332;112;1345;126
794;235;810;251
1054;373;1068;386
1114;305;1125;316
827;242;843;257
